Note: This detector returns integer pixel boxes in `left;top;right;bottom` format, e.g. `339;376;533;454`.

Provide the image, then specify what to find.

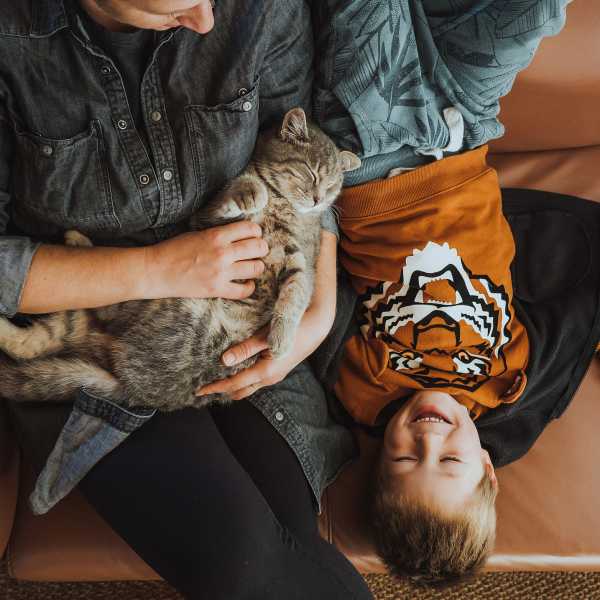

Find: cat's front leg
211;175;269;220
268;252;312;358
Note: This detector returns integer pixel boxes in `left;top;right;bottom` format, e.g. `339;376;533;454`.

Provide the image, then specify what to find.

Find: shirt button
151;110;162;123
41;145;53;157
238;88;248;97
139;174;151;186
100;66;111;75
117;119;128;130
274;411;284;422
162;169;174;182
242;101;253;112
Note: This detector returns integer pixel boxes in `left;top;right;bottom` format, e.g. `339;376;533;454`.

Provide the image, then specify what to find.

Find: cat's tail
0;357;121;402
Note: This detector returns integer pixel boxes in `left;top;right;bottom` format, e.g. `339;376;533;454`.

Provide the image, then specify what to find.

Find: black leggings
78;401;373;600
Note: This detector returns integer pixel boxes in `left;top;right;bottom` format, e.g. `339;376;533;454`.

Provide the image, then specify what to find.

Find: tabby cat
0;108;360;410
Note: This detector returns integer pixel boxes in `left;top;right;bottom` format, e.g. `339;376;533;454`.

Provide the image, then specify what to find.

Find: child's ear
280;108;309;144
340;151;361;172
482;449;498;490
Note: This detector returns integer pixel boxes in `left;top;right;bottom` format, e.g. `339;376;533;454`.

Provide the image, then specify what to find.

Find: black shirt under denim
74;2;156;140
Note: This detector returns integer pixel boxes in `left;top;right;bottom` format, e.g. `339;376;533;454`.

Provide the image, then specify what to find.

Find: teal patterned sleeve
311;0;569;185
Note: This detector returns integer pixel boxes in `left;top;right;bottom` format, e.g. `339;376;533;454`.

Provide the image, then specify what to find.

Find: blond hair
369;469;497;586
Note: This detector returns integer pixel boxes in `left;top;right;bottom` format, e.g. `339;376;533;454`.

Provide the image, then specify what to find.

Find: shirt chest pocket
184;83;259;205
12;120;119;230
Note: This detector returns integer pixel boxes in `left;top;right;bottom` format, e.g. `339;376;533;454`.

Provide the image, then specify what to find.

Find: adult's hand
194;305;333;400
142;221;269;300
195;230;338;399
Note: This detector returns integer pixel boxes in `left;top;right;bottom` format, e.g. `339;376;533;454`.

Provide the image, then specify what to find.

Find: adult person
0;1;373;598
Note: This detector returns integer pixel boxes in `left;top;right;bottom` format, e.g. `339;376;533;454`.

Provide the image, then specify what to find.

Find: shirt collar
31;0;69;37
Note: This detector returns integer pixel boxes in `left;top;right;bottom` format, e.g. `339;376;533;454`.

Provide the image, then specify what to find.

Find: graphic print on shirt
358;241;512;391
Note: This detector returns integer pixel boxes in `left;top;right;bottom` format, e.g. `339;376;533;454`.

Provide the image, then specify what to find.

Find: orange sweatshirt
335;146;530;425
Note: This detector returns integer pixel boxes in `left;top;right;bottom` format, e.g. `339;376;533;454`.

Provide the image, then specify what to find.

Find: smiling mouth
412;409;452;425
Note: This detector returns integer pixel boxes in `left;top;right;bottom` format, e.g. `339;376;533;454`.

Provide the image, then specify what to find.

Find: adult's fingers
222;280;256;300
230;237;269;261
229;383;263;401
222;328;269;367
196;366;263;396
231;259;265;281
216;221;262;244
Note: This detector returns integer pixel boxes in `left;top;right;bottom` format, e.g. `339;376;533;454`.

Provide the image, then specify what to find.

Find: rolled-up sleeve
0;107;41;317
320;208;339;239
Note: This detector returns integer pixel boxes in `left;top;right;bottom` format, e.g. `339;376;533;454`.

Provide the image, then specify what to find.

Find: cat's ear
281;108;309;144
340;151;361;172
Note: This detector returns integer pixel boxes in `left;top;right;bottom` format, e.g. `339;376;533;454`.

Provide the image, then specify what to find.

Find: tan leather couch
1;0;599;583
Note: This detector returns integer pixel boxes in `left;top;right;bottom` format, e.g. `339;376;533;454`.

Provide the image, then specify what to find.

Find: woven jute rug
2;563;600;600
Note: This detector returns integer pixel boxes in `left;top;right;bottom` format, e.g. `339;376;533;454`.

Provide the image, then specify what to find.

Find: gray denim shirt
2;0;353;513
0;0;339;316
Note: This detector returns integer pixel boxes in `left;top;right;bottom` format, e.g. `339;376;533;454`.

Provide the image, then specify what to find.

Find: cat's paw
215;198;243;219
221;180;268;218
65;230;93;247
267;316;296;359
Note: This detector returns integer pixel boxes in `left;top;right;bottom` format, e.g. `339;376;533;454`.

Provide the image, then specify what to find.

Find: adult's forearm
309;230;338;334
17;220;268;314
18;244;145;314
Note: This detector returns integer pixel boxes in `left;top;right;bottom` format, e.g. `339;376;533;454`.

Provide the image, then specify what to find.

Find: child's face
381;391;496;513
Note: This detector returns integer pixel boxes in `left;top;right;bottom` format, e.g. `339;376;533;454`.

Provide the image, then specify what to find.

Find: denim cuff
0;236;42;317
320;207;339;240
77;388;156;432
29;389;156;515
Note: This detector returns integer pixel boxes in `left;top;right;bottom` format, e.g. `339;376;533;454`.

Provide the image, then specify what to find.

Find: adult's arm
0;106;267;316
18;223;268;314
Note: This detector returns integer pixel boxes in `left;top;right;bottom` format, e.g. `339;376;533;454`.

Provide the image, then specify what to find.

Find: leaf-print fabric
312;0;568;185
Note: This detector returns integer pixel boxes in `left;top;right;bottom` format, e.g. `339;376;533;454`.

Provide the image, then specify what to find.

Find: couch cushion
489;0;600;153
489;359;600;571
7;465;158;582
489;145;600;204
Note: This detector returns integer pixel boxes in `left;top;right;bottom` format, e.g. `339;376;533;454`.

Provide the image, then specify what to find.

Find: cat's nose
313;194;320;205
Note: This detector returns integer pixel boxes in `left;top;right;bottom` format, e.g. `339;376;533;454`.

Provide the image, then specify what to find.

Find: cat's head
256;108;361;214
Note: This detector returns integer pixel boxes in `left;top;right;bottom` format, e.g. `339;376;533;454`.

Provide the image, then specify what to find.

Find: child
335;145;510;583
309;0;588;585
